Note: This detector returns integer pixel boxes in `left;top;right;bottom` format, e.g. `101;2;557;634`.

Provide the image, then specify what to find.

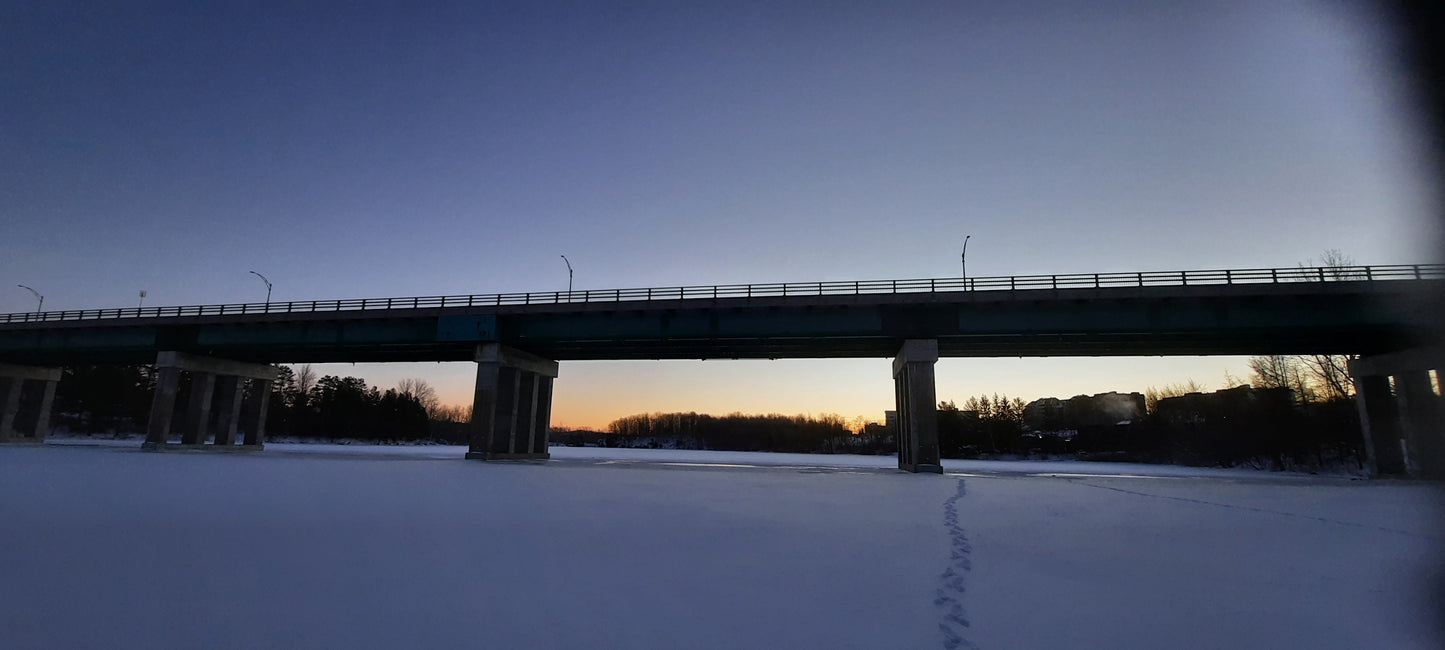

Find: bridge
1;264;1441;476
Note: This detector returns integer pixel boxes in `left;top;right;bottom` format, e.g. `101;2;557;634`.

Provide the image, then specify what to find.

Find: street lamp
17;284;42;312
961;235;971;289
560;255;573;295
249;270;273;304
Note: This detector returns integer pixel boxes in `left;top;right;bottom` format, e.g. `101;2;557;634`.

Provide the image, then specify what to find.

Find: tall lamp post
249;270;273;305
560;255;573;295
17;285;43;312
961;235;971;289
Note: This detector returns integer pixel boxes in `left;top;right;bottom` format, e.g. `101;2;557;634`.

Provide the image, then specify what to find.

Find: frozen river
2;441;1440;649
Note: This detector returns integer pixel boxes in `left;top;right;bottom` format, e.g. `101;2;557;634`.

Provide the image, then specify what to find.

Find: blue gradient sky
3;2;1436;427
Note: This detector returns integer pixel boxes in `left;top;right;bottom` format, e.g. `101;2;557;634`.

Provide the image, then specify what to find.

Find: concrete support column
893;339;943;474
509;369;537;455
243;379;271;447
533;375;554;455
1351;348;1445;479
1352;374;1403;476
0;364;61;443
212;376;245;446
145;367;182;448
181;372;216;445
467;344;558;461
0;377;20;441
1396;370;1441;478
144;352;277;451
32;379;57;442
470;361;503;457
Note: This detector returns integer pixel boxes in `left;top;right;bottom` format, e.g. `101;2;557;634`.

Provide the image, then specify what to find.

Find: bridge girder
0;280;1432;365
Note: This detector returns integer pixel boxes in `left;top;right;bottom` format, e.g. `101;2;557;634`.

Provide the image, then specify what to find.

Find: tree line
52;364;458;443
561;411;853;453
566;349;1371;472
260;366;431;441
932;354;1367;471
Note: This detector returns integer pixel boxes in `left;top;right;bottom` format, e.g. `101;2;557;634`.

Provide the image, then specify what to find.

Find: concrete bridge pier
894;339;943;473
1351;349;1445;478
143;351;278;451
467;343;558;461
0;363;61;444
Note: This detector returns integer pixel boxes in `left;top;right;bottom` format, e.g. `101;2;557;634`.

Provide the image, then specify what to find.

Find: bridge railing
3;263;1441;324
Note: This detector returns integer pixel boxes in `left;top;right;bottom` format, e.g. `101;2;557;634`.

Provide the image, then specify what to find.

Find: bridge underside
0;281;1431;366
509;329;1409;362
0;332;1410;367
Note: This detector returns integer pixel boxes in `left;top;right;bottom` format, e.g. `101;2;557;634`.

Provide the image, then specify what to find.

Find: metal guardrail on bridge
3;264;1441;324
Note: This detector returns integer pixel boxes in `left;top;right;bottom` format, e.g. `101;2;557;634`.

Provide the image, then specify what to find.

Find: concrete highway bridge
1;264;1441;476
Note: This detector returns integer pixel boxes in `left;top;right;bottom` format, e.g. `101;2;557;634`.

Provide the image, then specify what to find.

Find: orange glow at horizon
317;356;1254;432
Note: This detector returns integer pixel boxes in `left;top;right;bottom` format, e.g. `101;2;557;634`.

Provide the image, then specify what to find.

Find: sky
2;1;1438;428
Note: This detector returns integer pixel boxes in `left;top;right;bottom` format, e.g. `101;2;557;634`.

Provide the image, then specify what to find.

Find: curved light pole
248;270;273;305
961;235;971;289
560;255;573;295
17;285;42;312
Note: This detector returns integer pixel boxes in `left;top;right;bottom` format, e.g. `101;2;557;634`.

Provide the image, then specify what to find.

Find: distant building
1022;397;1065;432
1154;385;1293;428
861;421;890;438
1023;391;1145;433
885;408;977;434
1069;391;1145;427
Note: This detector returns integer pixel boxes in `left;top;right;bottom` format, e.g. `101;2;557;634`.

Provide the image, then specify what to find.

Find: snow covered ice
1;442;1440;649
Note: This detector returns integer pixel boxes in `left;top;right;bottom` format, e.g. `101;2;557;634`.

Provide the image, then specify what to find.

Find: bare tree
296;364;317;398
1318;249;1360;280
1302;354;1355;401
1310;250;1359;399
431;403;472;423
1275;251;1358;401
1297;249;1360;281
1248;355;1294;389
396;378;441;417
1248;355;1315;402
1144;379;1207;413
